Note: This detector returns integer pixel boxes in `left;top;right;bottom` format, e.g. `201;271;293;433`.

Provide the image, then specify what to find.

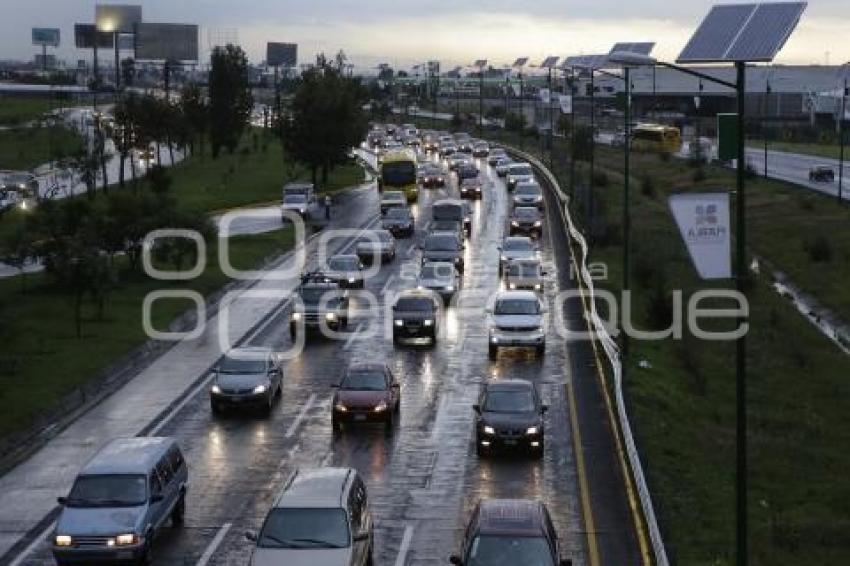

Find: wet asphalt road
18;154;589;565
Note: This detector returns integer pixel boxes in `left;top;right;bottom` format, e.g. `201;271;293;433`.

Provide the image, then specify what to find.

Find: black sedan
474;379;547;458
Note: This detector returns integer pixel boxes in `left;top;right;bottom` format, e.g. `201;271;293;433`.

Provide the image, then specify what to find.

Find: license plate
504;439;517;446
354;414;367;421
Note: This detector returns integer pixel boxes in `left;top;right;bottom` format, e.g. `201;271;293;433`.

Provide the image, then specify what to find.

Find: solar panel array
540;56;560;68
609;42;655;56
564;54;610;70
678;2;806;63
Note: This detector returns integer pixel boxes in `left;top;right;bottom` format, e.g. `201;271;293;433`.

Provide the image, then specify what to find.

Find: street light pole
764;78;771;178
589;71;596;227
622;66;632;371
479;66;484;137
549;66;555;167
839;78;846;202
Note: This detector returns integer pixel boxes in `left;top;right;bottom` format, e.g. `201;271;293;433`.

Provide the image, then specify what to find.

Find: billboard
669;192;731;279
95;4;142;33
267;42;297;67
34;54;57;68
74;24;114;48
32;28;60;47
135;23;199;61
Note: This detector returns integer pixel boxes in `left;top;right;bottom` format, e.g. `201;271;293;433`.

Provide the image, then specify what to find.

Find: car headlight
526;426;539;435
534;221;542;227
335;403;347;412
291;312;302;321
211;384;222;394
114;533;138;546
348;277;356;283
445;285;454;292
501;255;508;261
299;209;306;214
394;319;404;326
454;258;461;264
423;319;434;327
511;221;519;226
325;312;338;322
374;401;388;412
509;283;517;289
483;425;495;435
253;384;268;394
534;284;542;290
55;535;72;547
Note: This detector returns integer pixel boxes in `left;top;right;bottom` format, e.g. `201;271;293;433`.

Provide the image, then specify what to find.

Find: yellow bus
631;124;682;154
379;148;418;203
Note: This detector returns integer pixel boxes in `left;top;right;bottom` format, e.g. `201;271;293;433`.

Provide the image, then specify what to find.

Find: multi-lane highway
0;143;643;565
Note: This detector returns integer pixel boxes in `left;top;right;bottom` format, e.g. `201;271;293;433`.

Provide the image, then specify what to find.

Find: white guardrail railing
506;146;669;566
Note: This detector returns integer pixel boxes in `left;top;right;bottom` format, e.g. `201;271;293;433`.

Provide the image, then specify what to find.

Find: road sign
678;2;807;63
32;28;60;47
669;192;732;279
267;42;297;67
717;113;739;161
95;4;142;33
135;23;199;61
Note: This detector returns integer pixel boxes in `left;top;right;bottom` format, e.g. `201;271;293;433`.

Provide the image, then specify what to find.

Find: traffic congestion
30;123;592;566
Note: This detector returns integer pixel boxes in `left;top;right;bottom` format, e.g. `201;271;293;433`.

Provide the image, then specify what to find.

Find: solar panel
513;57;529;67
541;56;560;68
564;54;609;70
677;2;807;63
609;42;655;56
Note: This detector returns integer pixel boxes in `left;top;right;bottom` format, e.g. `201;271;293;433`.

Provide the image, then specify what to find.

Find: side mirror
472;404;481;414
244;530;258;542
450;556;464;565
150;494;164;503
57;496;67;505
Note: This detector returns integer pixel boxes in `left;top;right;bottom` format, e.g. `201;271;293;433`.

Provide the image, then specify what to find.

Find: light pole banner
511;83;521;96
668;192;732;279
539;88;551;104
558;94;573;114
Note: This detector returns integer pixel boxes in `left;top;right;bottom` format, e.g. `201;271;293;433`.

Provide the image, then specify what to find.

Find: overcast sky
5;1;849;71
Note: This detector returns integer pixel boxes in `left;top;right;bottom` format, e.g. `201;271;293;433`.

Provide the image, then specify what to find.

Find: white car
495;158;513;177
487;290;547;359
512;182;544;209
499;236;538;272
247;468;374;566
487;148;508;166
504;259;546;292
380;191;407;213
506;162;535;190
282;194;311;219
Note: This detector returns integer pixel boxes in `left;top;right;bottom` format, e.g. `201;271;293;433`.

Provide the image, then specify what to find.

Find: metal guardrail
506;145;670;566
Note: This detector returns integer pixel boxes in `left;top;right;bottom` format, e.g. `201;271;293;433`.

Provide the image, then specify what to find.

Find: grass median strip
0;125;84;171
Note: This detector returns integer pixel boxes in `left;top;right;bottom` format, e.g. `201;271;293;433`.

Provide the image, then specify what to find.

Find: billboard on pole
558;94;573;114
32;28;60;47
95;4;142;33
267;42;297;67
135;23;199;61
669;192;731;279
74;24;114;48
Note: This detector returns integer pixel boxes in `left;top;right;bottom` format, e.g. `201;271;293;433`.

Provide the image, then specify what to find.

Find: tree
180;83;208;156
112;93;140;188
209;44;253;158
0;219;35;292
282;54;367;186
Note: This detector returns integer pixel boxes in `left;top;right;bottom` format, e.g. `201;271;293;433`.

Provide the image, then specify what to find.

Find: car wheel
488;344;498;361
171;493;186;525
476;442;488;457
332;416;342;433
392;333;401;346
536;343;546;357
532;443;545;460
210;400;222;416
385;411;395;432
137;537;153;565
289;323;297;342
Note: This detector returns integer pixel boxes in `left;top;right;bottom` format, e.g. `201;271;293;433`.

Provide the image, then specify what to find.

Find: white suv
248;467;374;566
487;291;547;360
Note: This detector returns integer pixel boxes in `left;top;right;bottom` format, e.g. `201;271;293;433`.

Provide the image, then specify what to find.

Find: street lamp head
608;51;657;67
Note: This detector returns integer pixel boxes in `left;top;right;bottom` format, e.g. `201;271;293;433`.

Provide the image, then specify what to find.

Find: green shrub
805;235;832;263
641;174;656;198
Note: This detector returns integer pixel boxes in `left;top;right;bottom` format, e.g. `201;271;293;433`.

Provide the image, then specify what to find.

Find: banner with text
669;192;731;279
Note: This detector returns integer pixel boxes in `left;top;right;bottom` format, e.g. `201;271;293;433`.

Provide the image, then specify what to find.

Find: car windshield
515;185;541;196
507;262;540;277
433;205;463;221
342;370;387;390
420;263;454;279
396;297;434;311
510;165;533;176
219;356;267;374
514;208;539;220
67;474;147;507
385;208;410;220
383;192;405;202
466;535;553;566
328;257;360;271
425;235;459;251
258;508;350;549
300;288;337;305
432;221;460;231
382;161;416;185
284;195;307;204
504;239;533;252
495;299;539;315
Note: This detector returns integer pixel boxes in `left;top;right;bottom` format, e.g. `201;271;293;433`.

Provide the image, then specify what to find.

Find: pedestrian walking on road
324;194;333;220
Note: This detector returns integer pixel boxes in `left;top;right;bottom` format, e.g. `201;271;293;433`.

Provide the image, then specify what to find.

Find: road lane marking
394;524;414;566
8;521;55;566
285;394;316;438
196;522;233;566
343;322;365;351
150;373;216;435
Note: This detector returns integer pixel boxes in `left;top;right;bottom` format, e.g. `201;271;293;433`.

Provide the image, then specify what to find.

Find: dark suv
392;290;441;345
450;499;571;566
289;273;350;340
474;379;547;458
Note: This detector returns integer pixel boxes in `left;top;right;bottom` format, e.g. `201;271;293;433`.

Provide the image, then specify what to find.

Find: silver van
247;467;374;566
52;437;188;564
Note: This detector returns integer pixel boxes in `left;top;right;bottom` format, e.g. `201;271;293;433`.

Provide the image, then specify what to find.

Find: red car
332;364;401;432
